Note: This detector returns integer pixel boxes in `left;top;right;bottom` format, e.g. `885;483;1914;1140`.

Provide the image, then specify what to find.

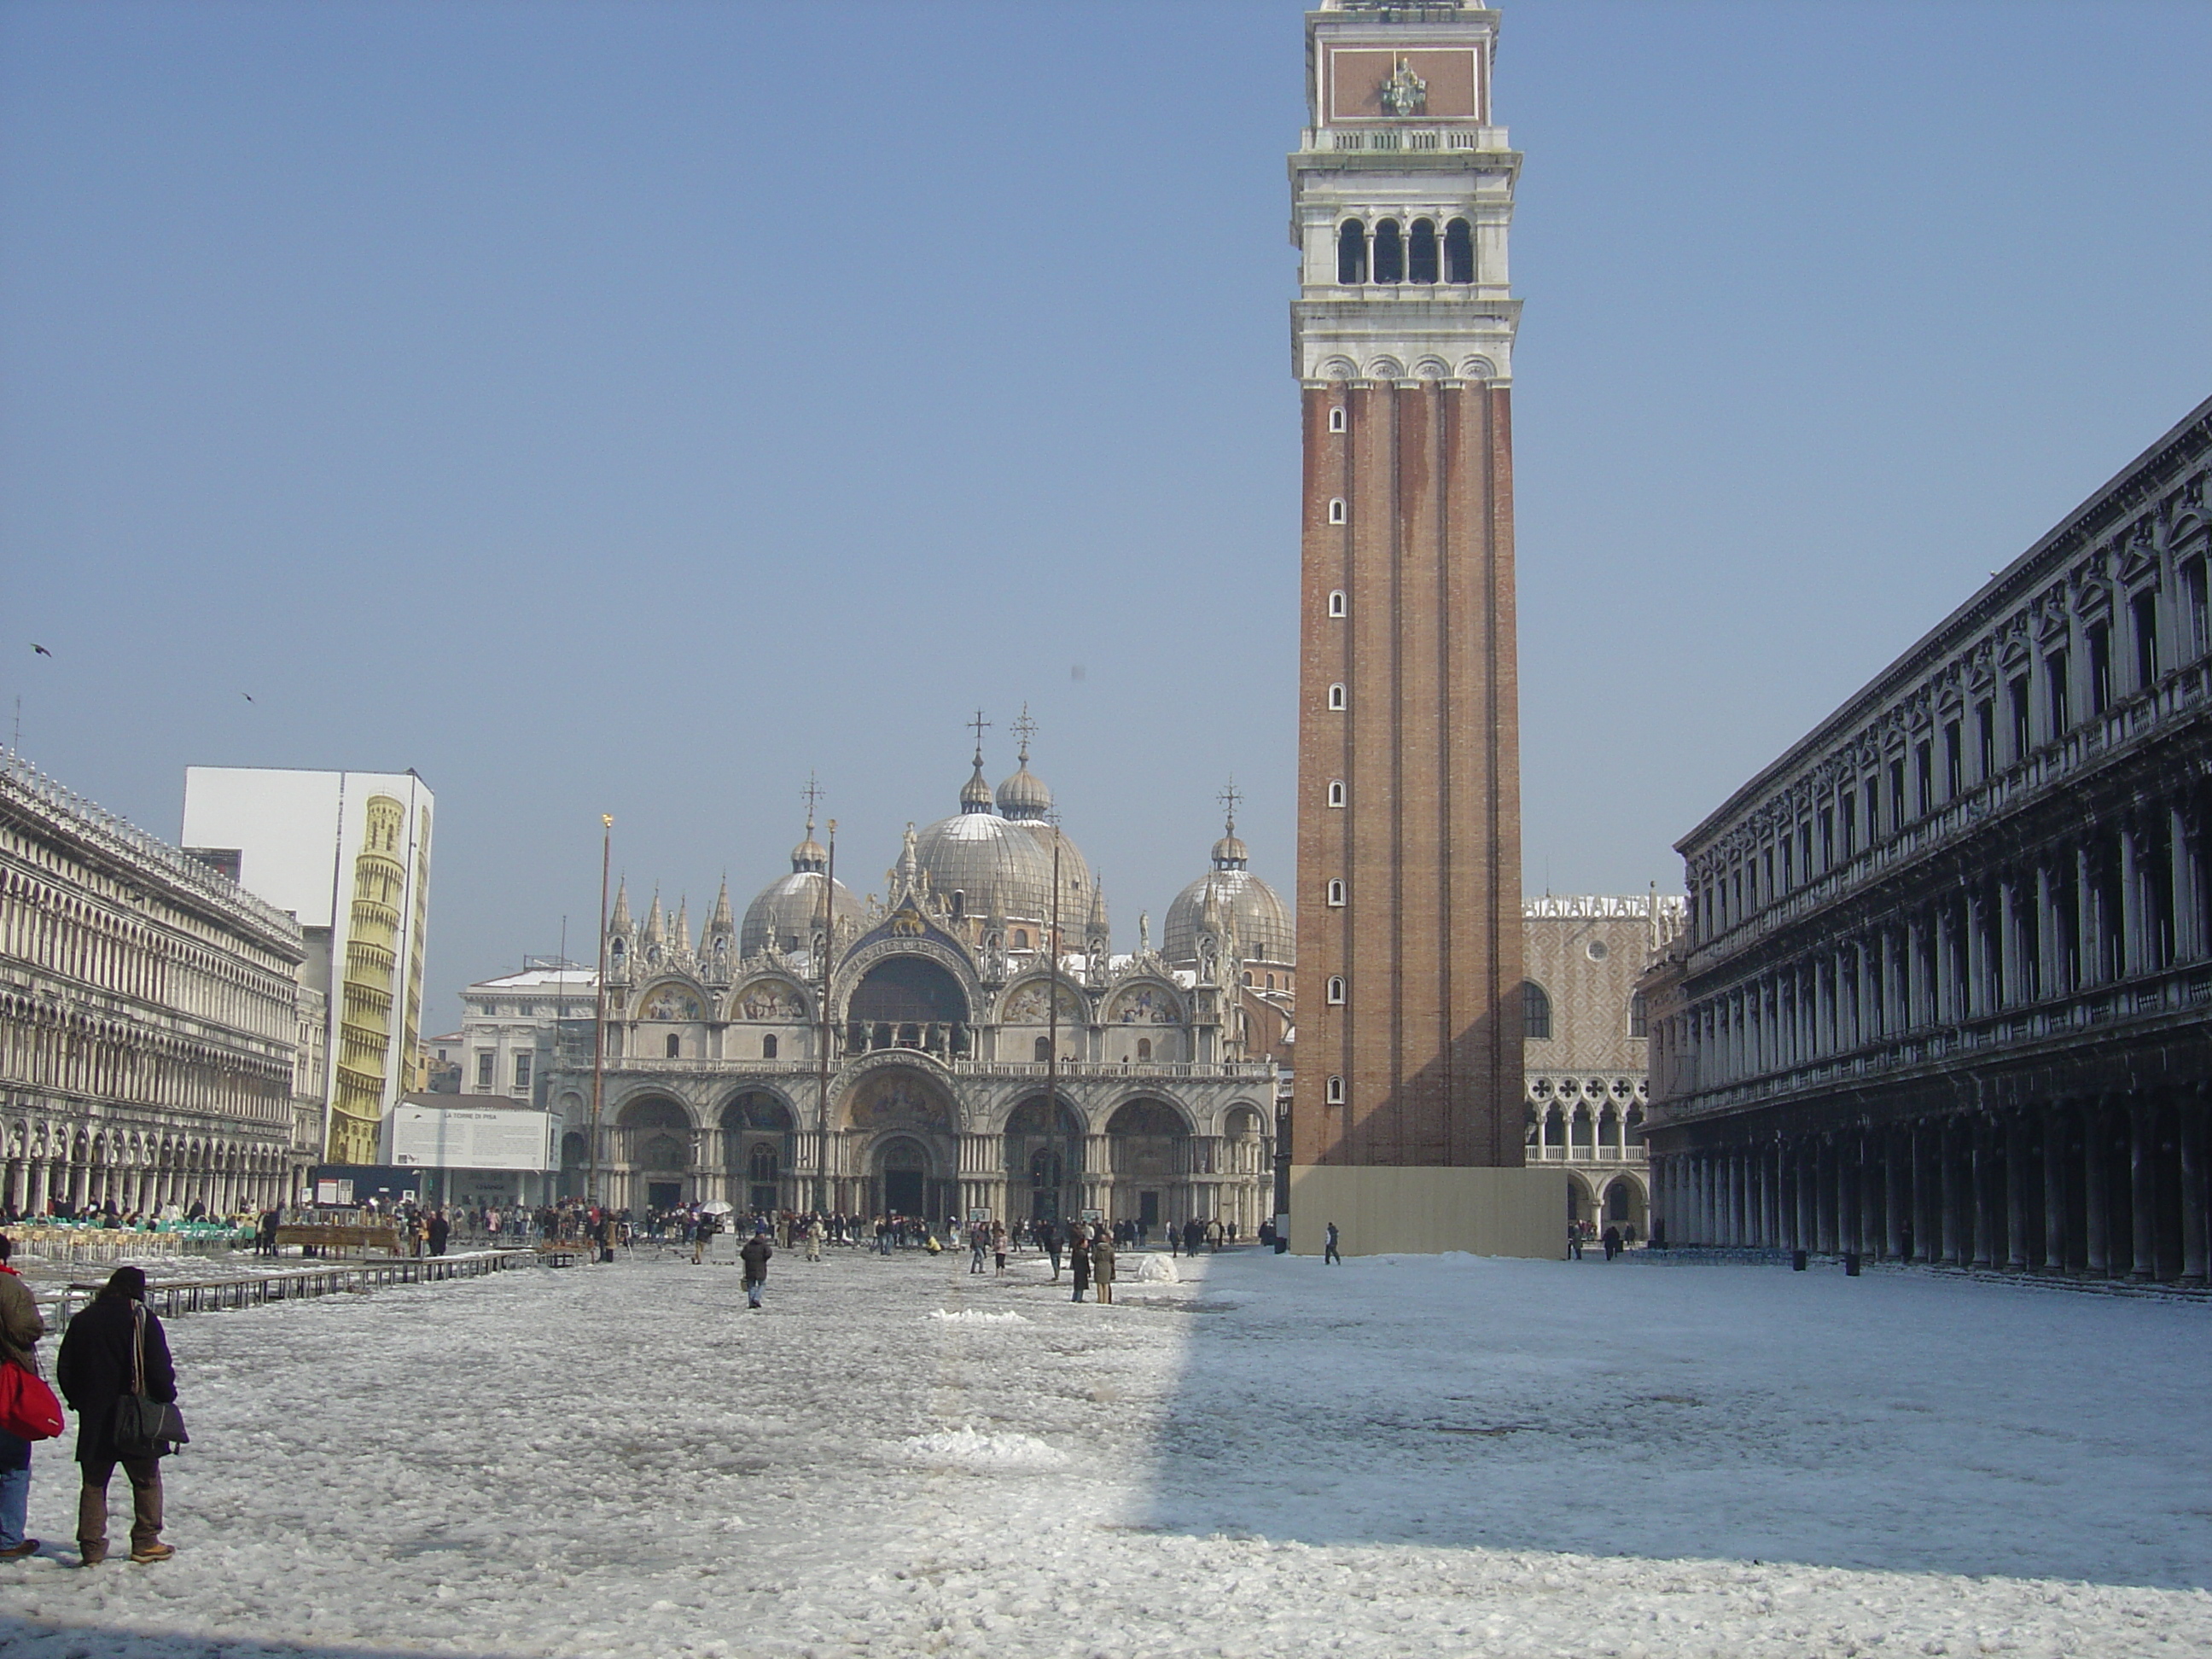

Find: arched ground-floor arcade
1652;1089;2209;1283
550;1057;1278;1232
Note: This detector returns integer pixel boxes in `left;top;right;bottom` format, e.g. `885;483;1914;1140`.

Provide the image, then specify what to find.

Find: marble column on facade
1999;879;2023;1008
2128;1099;2157;1279
1883;1129;1906;1259
1917;1122;1942;1262
2119;822;2145;979
1970;1117;1996;1269
1857;1132;1880;1257
2083;1102;2110;1275
1933;908;1956;1023
2042;1103;2070;1273
2178;1094;2208;1286
1797;1141;1818;1251
1939;1121;1965;1266
1965;893;1990;1020
2171;804;2205;963
2004;1111;2029;1269
2076;843;2103;987
2034;864;2063;999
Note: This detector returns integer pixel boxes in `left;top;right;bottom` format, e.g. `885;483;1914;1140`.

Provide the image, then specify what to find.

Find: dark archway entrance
723;1091;795;1213
1006;1096;1084;1224
878;1134;931;1218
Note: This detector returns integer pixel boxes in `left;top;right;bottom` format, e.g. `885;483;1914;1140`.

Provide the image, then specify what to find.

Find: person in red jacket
0;1237;47;1560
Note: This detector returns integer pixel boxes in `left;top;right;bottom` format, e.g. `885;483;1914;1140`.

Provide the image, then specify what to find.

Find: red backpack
0;1361;63;1441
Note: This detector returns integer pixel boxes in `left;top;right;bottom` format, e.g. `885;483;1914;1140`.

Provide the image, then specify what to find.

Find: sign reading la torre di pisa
1289;1;1563;1254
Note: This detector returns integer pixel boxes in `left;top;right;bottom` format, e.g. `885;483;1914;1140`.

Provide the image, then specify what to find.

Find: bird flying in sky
30;644;51;657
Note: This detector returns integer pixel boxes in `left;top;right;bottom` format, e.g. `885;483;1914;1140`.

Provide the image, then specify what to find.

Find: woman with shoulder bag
55;1266;181;1566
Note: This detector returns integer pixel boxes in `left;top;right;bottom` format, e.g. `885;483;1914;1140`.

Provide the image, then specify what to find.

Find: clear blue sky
5;1;2209;1027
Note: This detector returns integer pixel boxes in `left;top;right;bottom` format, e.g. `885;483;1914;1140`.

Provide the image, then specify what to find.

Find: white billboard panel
391;1104;556;1173
182;767;435;1162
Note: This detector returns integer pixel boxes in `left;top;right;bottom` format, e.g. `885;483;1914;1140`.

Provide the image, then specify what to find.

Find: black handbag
110;1306;187;1459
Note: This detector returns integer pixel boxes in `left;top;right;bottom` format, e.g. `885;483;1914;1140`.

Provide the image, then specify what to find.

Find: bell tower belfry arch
1288;2;1556;1252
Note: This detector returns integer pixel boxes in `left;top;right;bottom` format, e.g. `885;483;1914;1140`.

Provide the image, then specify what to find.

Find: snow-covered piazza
0;1247;2203;1659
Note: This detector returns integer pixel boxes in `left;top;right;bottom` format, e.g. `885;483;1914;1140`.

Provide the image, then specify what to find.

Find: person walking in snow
1324;1221;1342;1265
1039;1220;1062;1281
805;1216;824;1263
992;1222;1008;1278
739;1231;773;1310
1090;1229;1115;1305
1601;1224;1622;1261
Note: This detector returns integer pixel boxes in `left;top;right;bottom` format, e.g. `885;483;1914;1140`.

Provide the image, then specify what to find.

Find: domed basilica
544;729;1290;1234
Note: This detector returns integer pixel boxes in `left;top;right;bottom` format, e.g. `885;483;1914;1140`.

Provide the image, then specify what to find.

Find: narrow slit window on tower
1408;218;1439;284
1325;975;1347;1005
1328;498;1347;525
1328;406;1347;434
1328;589;1347;617
1327;779;1346;807
1324;1074;1345;1105
1372;218;1404;284
1443;218;1475;283
1328;683;1347;711
1325;878;1346;906
1336;218;1368;284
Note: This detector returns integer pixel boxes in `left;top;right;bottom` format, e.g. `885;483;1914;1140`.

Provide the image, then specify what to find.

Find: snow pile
1132;1251;1180;1284
927;1307;1028;1324
901;1427;1069;1469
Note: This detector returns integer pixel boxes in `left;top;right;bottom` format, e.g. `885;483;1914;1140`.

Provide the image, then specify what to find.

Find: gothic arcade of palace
544;746;1293;1231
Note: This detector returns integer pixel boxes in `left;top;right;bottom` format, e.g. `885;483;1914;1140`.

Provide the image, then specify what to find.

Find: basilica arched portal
842;1064;958;1220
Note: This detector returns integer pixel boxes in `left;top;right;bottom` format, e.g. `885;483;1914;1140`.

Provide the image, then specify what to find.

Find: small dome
1163;800;1290;966
742;870;860;959
791;833;828;872
1163;869;1295;967
959;751;994;813
997;760;1052;821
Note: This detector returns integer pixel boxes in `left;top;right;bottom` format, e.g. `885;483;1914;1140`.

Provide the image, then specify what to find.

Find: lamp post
589;814;611;1209
815;818;837;1216
1045;809;1062;1222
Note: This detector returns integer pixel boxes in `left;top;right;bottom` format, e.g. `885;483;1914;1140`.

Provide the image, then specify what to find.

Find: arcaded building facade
545;744;1283;1233
0;755;306;1215
1644;395;2212;1283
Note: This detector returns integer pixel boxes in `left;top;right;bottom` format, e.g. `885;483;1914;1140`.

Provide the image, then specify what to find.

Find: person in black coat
426;1211;450;1258
55;1266;176;1566
739;1231;772;1310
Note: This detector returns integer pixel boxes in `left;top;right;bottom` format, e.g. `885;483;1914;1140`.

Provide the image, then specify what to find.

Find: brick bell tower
1288;1;1557;1254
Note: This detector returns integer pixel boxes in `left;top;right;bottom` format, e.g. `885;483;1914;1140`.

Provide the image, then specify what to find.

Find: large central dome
911;745;1103;936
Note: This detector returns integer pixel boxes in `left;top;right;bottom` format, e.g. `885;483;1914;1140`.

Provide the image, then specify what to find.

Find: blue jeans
0;1460;30;1550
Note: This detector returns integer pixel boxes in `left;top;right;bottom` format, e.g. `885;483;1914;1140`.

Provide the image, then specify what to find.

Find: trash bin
1844;1252;1861;1277
1791;1249;1808;1272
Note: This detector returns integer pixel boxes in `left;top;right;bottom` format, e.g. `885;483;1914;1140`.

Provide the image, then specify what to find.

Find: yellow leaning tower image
330;794;406;1163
